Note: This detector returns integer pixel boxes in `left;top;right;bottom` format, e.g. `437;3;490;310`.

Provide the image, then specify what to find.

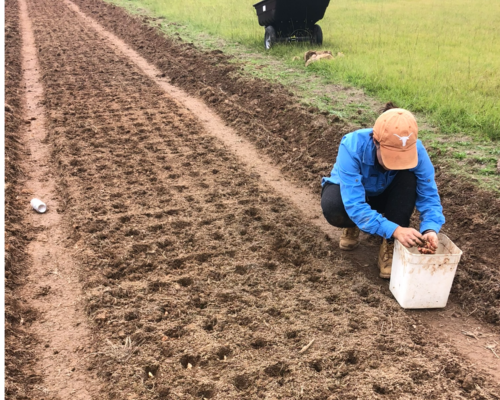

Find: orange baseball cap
373;108;418;170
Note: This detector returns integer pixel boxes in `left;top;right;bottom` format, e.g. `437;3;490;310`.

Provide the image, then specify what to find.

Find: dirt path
414;305;500;381
18;0;100;397
10;0;500;397
5;0;39;397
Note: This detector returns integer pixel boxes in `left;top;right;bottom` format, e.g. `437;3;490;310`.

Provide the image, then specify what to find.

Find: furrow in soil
5;0;39;397
19;0;100;397
25;0;500;398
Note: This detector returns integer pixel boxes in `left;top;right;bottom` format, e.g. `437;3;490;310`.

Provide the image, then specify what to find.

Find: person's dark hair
380;101;398;113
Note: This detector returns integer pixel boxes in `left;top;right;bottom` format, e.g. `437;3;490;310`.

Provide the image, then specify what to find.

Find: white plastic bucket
389;233;462;309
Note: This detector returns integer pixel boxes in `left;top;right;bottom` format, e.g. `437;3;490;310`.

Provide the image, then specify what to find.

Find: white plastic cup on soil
31;198;47;213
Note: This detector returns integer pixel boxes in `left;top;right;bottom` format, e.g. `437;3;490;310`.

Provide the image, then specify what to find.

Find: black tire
264;26;276;50
312;24;323;45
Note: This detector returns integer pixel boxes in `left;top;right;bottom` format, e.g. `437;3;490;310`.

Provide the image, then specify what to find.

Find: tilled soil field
6;0;500;398
72;0;500;328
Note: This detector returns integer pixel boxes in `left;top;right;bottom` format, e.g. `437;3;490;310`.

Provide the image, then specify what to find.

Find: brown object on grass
304;50;334;67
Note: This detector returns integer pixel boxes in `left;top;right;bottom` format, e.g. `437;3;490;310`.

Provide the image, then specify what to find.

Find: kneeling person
321;108;445;278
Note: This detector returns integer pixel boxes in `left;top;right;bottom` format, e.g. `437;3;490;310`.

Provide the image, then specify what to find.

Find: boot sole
339;242;360;251
379;272;391;279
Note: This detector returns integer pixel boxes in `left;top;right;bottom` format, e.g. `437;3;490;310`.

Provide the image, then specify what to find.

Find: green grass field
111;0;500;140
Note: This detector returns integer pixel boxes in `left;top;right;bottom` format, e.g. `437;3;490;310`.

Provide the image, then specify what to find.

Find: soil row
5;0;39;398
20;0;498;398
72;0;500;328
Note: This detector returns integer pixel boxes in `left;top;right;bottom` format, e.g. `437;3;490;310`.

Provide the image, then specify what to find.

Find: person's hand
392;227;425;248
418;231;439;254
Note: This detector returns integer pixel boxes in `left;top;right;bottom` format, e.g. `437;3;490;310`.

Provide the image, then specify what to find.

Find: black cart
253;0;330;49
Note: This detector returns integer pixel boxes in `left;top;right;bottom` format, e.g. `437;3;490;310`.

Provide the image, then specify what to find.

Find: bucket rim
395;233;463;257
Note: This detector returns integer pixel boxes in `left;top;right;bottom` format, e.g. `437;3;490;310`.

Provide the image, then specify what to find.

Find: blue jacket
322;128;445;238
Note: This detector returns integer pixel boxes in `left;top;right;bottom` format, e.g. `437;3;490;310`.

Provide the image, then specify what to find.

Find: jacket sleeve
413;147;445;233
337;143;399;238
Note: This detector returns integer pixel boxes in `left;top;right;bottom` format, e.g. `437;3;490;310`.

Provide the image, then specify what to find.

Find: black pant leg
321;171;417;231
321;183;356;228
367;170;417;228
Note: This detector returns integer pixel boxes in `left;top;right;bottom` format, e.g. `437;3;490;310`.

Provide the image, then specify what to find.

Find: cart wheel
264;26;276;50
312;24;323;45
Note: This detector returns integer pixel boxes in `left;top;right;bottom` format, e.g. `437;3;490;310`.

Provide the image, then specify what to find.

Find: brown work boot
378;239;395;279
339;227;360;250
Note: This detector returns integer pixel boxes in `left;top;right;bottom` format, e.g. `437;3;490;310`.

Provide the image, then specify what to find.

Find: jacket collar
362;129;376;166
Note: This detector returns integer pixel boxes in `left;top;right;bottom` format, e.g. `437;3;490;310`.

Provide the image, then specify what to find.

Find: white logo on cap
394;133;413;147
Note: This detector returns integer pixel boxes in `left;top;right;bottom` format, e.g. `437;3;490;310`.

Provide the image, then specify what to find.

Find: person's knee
323;211;353;228
321;198;353;227
321;184;356;228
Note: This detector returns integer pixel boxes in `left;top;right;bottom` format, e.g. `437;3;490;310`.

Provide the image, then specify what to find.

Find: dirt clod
264;362;290;378
462;374;475;392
